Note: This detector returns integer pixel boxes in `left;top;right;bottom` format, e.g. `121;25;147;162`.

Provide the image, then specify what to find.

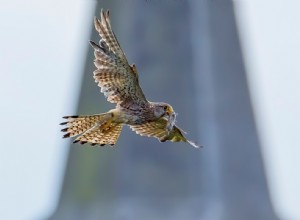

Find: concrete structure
51;1;278;219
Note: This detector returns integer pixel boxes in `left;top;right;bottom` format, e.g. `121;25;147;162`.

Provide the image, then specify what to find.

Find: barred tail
60;113;122;146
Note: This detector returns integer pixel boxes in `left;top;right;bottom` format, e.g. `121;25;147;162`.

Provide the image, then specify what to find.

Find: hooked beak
165;106;174;117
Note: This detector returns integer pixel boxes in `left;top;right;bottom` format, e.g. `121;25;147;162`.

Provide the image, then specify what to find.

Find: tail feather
60;113;113;138
60;112;122;146
74;123;123;147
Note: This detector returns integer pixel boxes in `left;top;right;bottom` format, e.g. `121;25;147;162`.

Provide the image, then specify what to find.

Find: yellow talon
101;119;112;131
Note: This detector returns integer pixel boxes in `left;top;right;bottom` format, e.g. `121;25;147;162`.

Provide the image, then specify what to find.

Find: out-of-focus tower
190;1;278;219
50;1;278;220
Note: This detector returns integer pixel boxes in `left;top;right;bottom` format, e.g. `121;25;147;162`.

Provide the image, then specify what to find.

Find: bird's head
153;103;177;131
154;102;174;118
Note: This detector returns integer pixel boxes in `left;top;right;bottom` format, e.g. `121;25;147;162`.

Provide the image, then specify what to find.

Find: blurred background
0;0;299;219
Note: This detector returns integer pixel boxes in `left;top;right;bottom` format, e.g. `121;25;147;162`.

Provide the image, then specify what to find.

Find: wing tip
187;140;203;149
100;8;110;17
89;40;99;50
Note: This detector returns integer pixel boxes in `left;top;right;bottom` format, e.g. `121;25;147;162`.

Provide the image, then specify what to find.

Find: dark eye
164;106;168;111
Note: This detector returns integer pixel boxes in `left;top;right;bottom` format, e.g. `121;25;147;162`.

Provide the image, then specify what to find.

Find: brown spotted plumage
130;118;199;148
74;123;122;146
60;9;199;148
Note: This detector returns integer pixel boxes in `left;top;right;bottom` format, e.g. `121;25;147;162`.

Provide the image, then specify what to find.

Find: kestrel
61;9;199;148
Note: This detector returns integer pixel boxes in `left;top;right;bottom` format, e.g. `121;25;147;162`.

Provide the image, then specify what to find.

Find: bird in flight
60;9;199;148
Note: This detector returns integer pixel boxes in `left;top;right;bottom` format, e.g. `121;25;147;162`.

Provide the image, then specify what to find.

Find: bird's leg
101;118;113;132
102;120;111;129
99;110;119;132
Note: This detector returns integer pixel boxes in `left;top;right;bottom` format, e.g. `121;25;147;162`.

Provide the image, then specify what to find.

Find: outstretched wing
91;9;148;109
130;118;200;148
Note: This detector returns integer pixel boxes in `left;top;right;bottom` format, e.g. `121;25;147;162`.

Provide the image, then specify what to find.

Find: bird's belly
126;115;146;125
112;108;156;125
123;112;155;125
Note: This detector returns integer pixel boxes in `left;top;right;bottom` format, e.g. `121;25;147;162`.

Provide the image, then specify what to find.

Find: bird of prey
60;9;199;148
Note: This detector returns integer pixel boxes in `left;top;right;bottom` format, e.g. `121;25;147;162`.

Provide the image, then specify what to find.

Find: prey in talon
60;9;200;148
166;112;177;133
